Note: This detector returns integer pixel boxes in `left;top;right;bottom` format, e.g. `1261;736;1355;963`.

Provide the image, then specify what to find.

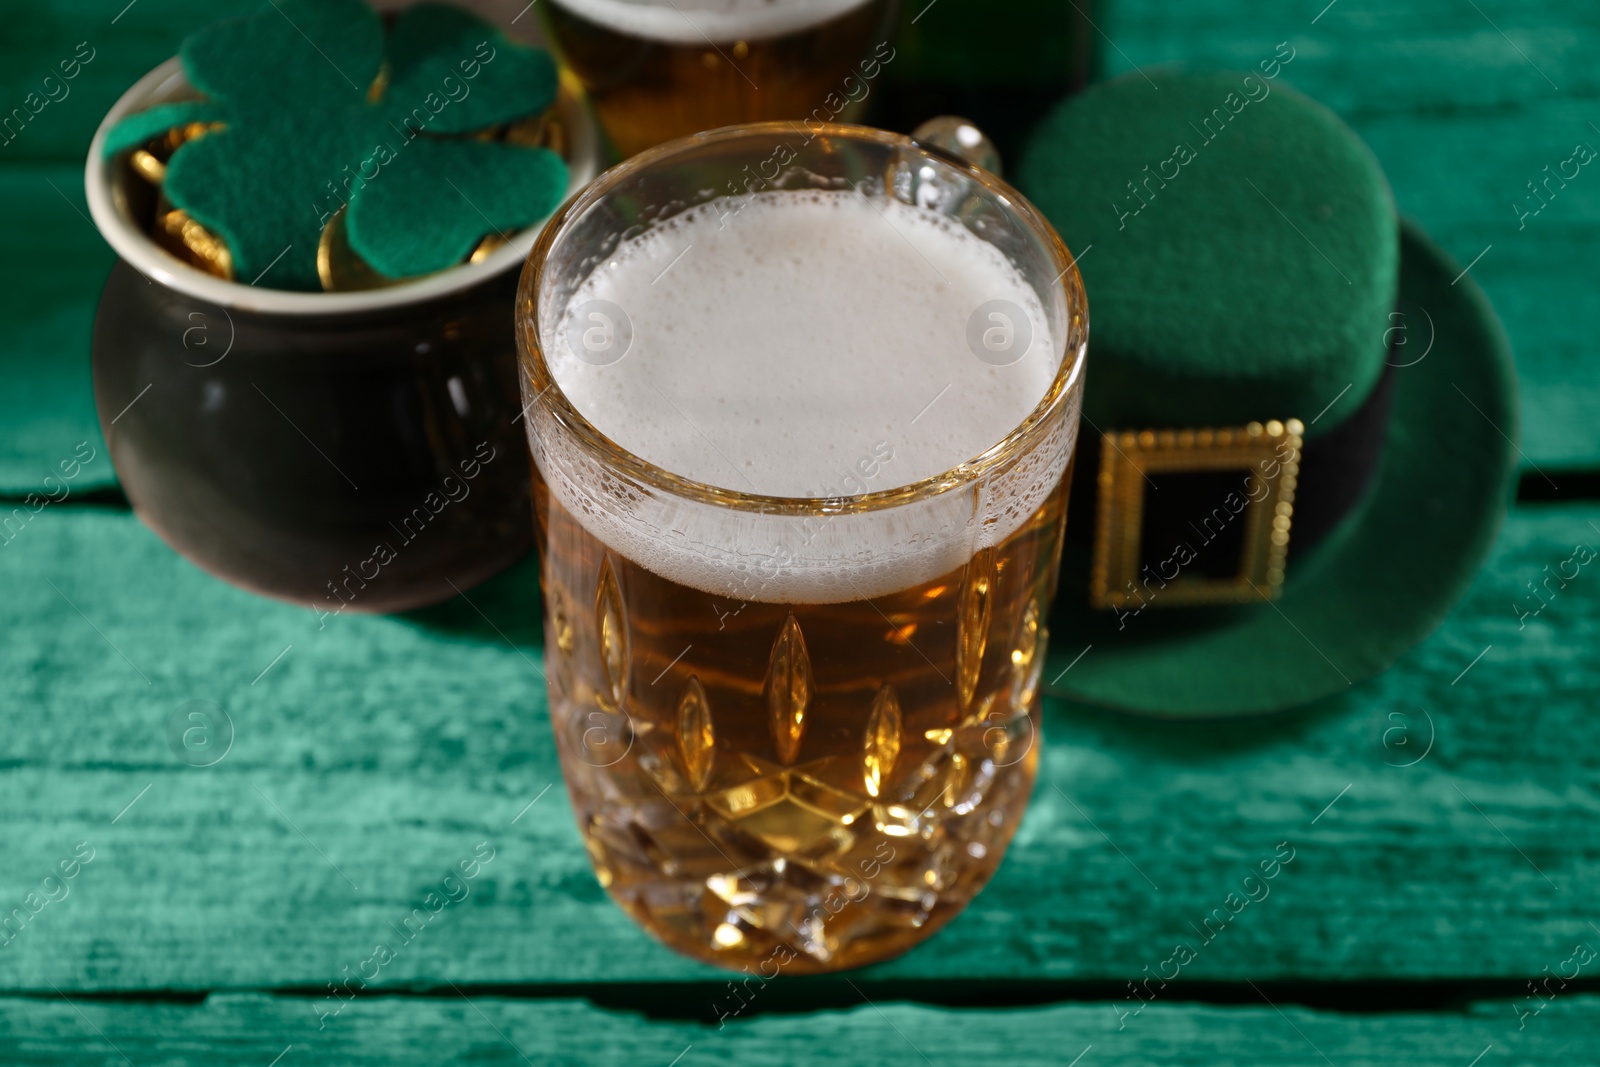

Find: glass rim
517;120;1089;517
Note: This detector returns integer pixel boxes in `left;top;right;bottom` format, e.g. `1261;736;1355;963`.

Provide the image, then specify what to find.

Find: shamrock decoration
103;0;568;291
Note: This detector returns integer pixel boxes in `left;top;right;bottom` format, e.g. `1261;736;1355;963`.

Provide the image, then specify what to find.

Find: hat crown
1018;67;1398;437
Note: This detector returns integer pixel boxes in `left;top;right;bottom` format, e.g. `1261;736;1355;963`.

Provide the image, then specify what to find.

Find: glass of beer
539;0;899;158
517;122;1087;973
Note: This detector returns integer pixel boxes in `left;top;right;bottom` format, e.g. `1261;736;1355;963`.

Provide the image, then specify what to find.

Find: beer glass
539;0;899;157
517;123;1087;973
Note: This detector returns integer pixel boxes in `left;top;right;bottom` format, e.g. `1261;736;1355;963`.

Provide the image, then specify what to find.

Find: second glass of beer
518;123;1087;972
540;0;899;157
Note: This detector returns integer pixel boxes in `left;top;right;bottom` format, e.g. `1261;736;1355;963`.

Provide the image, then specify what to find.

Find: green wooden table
4;1;1599;1063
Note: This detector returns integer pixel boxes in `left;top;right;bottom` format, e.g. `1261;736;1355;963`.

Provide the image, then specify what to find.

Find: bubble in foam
547;0;879;44
533;190;1075;603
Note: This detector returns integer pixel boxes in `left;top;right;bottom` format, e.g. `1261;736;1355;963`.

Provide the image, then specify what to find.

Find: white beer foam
547;0;878;44
534;191;1075;602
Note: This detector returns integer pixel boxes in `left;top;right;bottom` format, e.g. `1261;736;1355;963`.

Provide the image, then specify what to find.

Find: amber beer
519;127;1087;973
534;469;1066;972
540;0;897;157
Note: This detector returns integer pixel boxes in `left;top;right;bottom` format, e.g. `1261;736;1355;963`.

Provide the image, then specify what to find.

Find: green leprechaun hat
1014;67;1518;717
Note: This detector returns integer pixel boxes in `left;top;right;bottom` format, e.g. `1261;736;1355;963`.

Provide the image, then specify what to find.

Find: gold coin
468;232;508;264
316;206;404;292
152;198;233;280
126;120;224;194
366;61;391;106
502;102;566;157
317;205;513;291
129;149;166;184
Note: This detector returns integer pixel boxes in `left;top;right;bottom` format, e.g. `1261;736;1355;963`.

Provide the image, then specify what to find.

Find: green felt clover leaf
101;100;230;157
182;0;383;110
348;137;569;279
385;5;550;135
106;0;566;291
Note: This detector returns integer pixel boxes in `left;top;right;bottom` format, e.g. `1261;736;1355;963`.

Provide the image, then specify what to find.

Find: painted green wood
0;0;546;170
2;504;1596;991
0;166;115;494
3;993;1598;1065
1101;0;1600;469
0;1;294;164
1;0;1598;493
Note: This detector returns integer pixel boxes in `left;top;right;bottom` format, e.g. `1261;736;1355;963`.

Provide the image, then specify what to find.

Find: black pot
93;262;534;613
84;57;602;613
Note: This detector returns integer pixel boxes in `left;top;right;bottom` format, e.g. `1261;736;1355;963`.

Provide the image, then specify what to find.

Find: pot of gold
85;0;600;614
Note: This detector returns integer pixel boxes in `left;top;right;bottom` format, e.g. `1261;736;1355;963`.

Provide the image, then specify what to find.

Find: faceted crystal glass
517;123;1087;973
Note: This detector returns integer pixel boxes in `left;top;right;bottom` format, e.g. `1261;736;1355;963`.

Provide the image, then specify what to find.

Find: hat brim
1042;219;1519;717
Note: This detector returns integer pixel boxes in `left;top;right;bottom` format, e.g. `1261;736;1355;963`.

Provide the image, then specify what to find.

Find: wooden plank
2;503;1597;990
0;1;251;165
0;165;116;494
2;992;1598;1065
0;1;543;165
0;1;546;495
1;0;1596;490
1102;0;1600;468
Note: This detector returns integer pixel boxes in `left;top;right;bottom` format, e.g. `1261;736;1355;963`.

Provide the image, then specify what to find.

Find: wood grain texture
1102;0;1600;468
1;504;1596;991
3;992;1598;1066
2;0;1598;1015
